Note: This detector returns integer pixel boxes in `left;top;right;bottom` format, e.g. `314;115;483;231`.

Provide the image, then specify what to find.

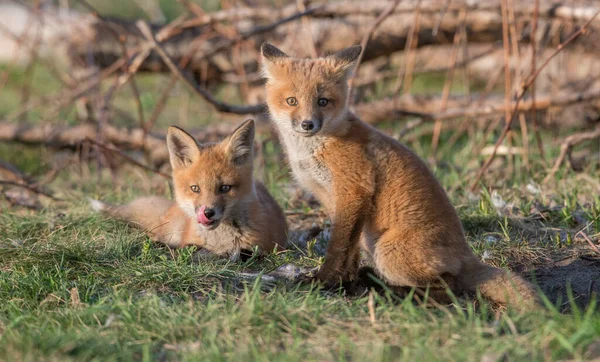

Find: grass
1;126;599;360
1;207;599;361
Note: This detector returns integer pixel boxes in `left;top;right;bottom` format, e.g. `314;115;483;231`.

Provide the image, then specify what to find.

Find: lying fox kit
261;43;538;308
90;120;287;259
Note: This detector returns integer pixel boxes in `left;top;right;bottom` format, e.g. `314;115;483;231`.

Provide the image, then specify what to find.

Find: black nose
301;120;315;131
203;207;216;219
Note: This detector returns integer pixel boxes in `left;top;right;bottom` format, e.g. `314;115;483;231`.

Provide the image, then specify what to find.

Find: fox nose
301;120;315;131
203;207;216;220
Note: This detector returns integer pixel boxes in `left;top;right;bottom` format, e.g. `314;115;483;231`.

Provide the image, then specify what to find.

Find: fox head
167;119;255;230
260;43;361;137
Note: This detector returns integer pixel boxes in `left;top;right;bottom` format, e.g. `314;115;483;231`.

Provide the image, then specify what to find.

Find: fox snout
195;204;225;229
295;119;322;136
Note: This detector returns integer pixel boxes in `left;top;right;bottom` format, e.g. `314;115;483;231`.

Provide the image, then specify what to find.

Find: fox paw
313;266;358;289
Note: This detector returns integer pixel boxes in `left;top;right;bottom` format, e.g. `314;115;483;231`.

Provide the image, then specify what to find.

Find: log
2;86;599;159
0;121;239;167
353;86;600;124
5;1;597;84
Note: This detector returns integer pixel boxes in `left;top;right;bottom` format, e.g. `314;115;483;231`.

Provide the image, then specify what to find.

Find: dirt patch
533;253;600;310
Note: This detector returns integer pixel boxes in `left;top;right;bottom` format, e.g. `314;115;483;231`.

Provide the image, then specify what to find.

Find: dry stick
507;0;529;171
542;125;600;184
392;0;421;103
84;138;170;179
196;5;321;64
440;5;475;150
0;180;61;201
469;9;600;192
431;0;451;36
355;45;499;88
78;0;147;126
401;9;422;96
530;0;545;163
145;31;214;134
431;8;464;158
443;67;503;154
575;228;600;256
500;0;513;176
348;0;401;104
137;21;266;115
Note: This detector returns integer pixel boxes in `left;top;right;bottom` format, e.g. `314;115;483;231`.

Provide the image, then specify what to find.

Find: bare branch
543;125;600;184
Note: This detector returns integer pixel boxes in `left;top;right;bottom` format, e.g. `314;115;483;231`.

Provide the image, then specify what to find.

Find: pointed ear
328;45;362;77
260;43;288;80
226;119;255;165
167;126;201;170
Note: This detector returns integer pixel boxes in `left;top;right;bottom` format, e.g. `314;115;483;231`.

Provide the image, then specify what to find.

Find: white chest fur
196;222;243;260
280;133;332;192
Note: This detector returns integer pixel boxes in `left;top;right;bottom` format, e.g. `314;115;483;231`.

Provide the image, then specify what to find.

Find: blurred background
0;0;599;208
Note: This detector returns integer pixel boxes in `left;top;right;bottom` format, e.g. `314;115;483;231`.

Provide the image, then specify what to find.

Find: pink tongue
197;205;213;225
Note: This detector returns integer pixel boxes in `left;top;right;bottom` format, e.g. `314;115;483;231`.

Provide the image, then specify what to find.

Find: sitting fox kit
261;43;538;307
91;120;287;259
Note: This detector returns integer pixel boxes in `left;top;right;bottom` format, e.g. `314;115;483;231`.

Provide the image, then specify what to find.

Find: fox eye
219;185;232;193
190;185;200;193
286;97;297;106
317;98;329;107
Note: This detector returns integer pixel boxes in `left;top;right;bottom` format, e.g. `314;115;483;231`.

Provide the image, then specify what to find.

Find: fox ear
226;119;255;165
328;45;362;77
167;126;201;170
261;43;288;80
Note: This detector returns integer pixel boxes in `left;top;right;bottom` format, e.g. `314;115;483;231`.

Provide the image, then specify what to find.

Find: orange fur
261;43;538;308
91;120;287;259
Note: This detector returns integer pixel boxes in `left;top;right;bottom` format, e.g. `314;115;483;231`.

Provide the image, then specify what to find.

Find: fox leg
315;196;366;285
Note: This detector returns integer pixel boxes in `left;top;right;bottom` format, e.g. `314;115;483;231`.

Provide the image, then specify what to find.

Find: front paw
314;265;357;288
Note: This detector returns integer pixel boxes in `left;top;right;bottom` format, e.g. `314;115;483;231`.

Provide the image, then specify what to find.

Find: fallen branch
352;87;600;124
0;121;239;166
2;86;598;153
543;125;600;184
52;0;600;86
0;180;61;201
348;0;401;102
136;20;266;115
84;138;170;179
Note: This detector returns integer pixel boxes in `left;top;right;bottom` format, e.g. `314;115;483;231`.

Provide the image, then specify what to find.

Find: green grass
1;206;599;361
1;128;599;360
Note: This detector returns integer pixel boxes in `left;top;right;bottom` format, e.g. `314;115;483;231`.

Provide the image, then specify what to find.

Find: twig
530;0;545;162
542;125;600;184
136;21;266;115
575;230;600;256
431;7;464;157
392;0;422;98
469;9;600;192
84;138;170;179
348;0;401;104
0;180;61;201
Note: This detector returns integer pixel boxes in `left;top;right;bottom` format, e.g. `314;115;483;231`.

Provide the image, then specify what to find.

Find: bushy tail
459;259;540;309
88;196;173;232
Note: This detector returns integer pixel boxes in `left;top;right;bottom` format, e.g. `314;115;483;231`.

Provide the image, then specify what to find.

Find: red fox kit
90;120;287;260
260;43;538;307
